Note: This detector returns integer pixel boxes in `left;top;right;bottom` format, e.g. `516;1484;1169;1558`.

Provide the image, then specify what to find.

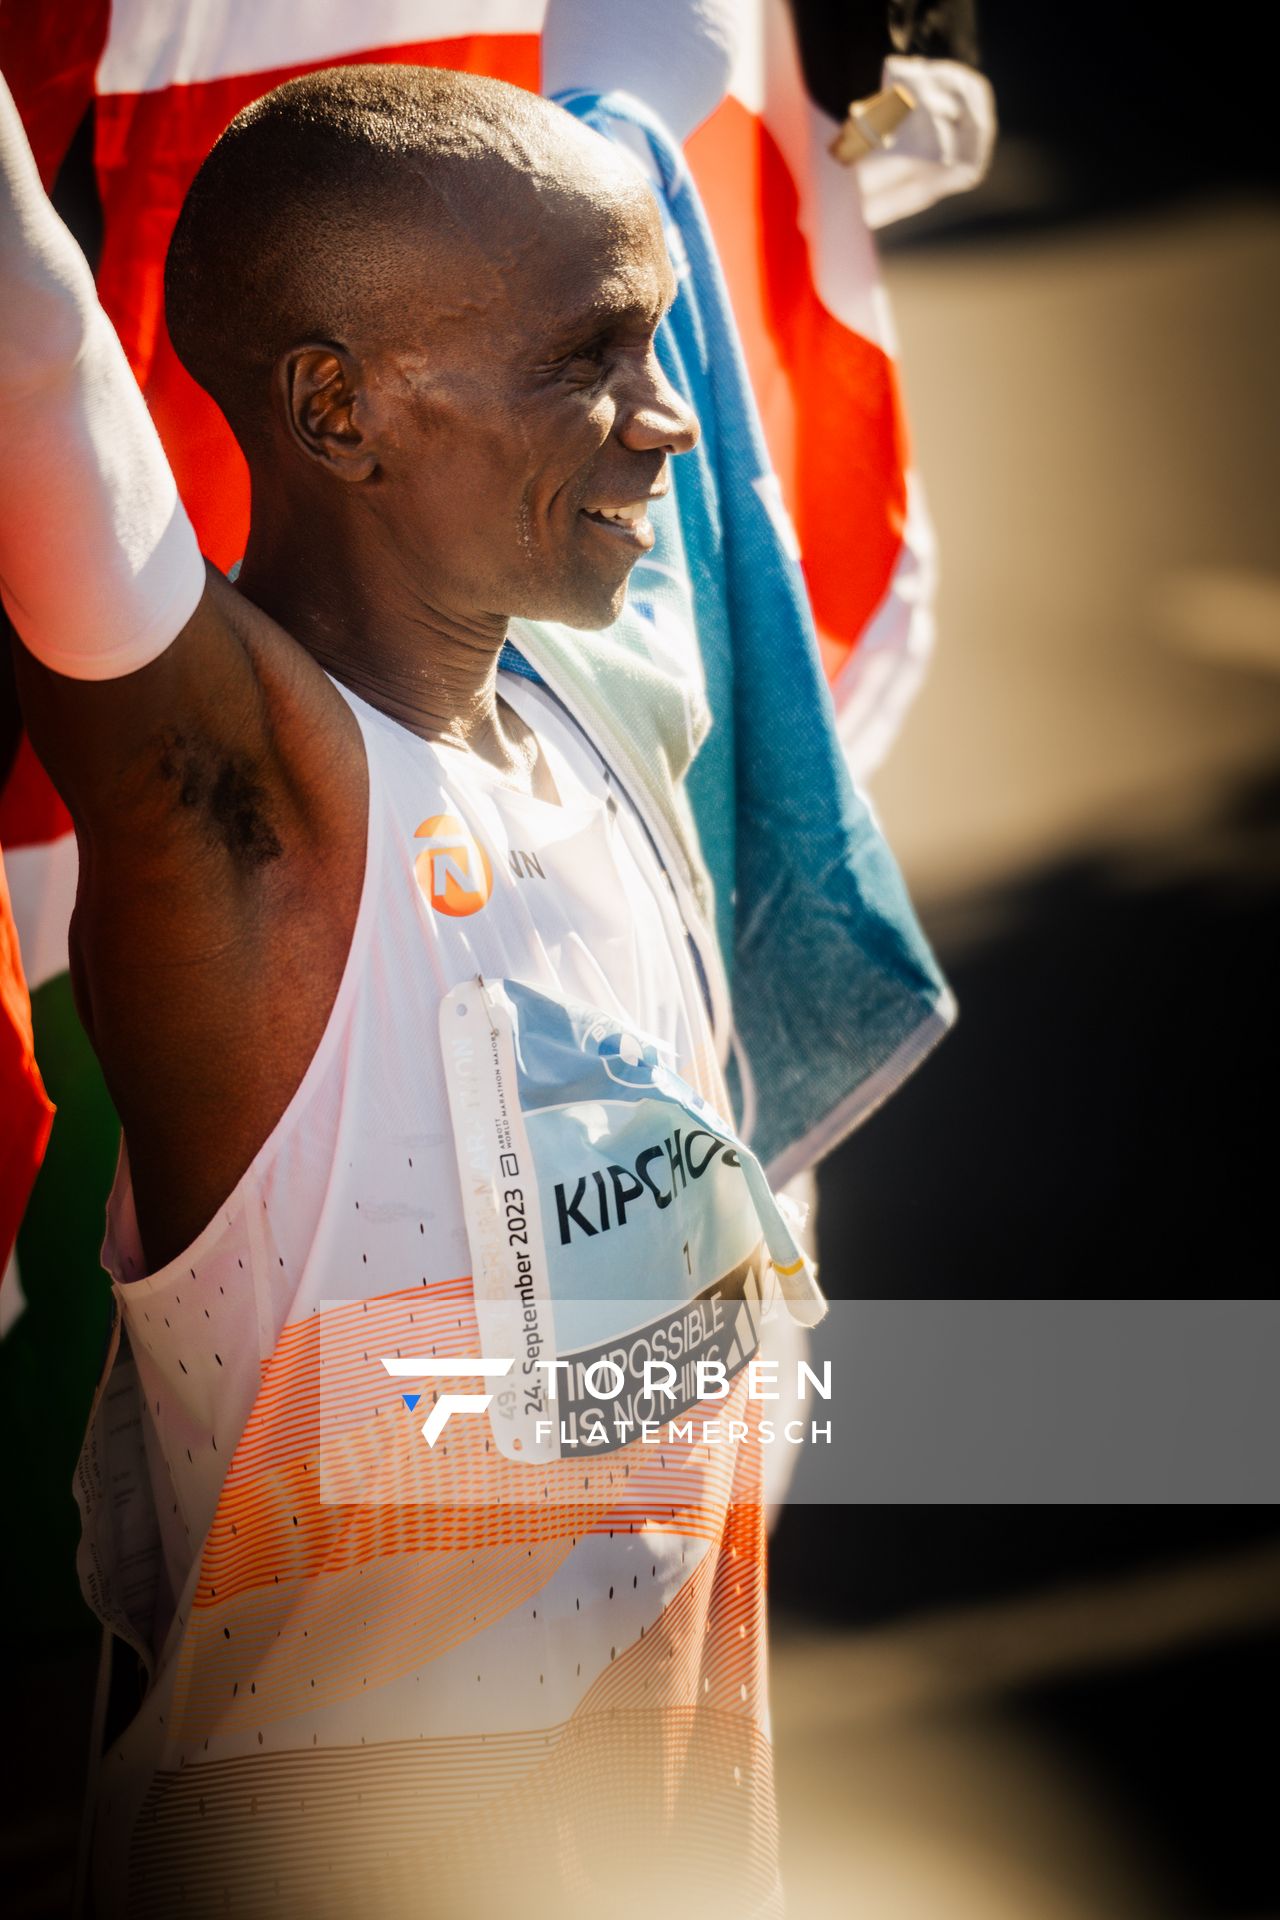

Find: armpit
156;727;283;869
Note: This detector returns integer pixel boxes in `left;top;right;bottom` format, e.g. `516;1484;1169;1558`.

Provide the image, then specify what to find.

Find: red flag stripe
0;0;109;188
687;98;907;683
0;734;73;854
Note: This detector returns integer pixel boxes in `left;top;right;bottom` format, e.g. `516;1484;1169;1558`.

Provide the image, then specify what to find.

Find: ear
278;343;378;482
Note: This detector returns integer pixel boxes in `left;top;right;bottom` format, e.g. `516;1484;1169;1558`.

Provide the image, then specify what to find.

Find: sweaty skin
15;117;698;1271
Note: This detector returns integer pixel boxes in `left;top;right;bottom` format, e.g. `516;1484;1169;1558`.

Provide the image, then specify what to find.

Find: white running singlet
79;669;785;1920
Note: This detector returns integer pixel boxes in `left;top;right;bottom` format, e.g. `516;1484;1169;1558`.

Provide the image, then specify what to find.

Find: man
12;63;702;1272
3;60;806;1920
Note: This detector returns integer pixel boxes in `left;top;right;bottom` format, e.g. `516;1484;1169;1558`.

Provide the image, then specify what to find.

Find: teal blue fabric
508;90;953;1180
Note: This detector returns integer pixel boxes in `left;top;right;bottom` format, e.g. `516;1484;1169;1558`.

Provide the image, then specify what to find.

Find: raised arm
0;69;338;830
0;73;204;687
0;72;365;1268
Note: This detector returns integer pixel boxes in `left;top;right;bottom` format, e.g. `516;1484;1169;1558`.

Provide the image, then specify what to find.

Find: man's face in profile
363;168;697;631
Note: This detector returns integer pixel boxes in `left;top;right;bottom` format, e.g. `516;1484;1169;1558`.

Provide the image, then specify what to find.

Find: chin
518;569;631;633
561;585;629;632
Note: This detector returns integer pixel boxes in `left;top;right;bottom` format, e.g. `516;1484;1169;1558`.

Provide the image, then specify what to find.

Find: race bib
440;977;825;1462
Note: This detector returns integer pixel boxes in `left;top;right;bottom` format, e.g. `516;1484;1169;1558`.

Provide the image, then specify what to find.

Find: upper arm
10;571;370;1268
11;565;357;894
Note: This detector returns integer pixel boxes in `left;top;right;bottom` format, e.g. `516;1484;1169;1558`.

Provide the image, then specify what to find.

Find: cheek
397;380;613;571
409;421;523;534
528;387;616;483
397;368;526;491
570;394;616;467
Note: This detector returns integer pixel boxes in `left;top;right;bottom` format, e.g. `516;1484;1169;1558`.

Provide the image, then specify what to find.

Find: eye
565;336;609;371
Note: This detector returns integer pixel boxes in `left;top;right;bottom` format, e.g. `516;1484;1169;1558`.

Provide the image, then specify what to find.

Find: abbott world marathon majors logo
414;813;493;917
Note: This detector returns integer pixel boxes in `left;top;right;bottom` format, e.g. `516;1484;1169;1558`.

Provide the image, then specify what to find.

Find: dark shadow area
787;762;1280;1915
772;1512;1280;1916
771;1507;1280;1627
50;101;101;273
1008;1625;1280;1917
882;0;1279;247
816;768;1280;1300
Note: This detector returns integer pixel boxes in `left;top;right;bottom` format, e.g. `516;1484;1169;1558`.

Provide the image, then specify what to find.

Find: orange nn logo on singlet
413;814;494;917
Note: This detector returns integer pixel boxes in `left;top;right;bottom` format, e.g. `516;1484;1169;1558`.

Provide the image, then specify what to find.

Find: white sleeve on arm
0;72;204;680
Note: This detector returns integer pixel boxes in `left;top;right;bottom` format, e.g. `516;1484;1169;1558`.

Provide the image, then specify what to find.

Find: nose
617;350;700;457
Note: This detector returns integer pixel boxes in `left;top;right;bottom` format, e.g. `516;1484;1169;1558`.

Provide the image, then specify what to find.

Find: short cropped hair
165;64;554;447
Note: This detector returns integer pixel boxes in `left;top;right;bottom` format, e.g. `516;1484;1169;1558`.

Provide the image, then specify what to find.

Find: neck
237;505;532;777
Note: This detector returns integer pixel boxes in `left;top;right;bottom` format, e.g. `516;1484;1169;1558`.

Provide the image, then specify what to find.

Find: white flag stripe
98;0;547;96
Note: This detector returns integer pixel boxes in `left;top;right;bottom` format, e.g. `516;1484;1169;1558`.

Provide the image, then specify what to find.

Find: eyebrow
545;280;677;349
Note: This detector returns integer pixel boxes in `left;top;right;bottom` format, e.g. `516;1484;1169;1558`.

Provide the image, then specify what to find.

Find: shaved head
168;62;696;633
165;64;640;449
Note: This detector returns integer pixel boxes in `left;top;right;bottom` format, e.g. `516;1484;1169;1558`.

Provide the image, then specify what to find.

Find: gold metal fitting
829;83;918;165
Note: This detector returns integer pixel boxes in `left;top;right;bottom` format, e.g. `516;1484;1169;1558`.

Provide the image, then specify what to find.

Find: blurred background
773;1;1280;1914
3;2;1278;1916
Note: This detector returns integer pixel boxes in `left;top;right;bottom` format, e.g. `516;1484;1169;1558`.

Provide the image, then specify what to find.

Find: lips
579;494;663;553
585;500;649;528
